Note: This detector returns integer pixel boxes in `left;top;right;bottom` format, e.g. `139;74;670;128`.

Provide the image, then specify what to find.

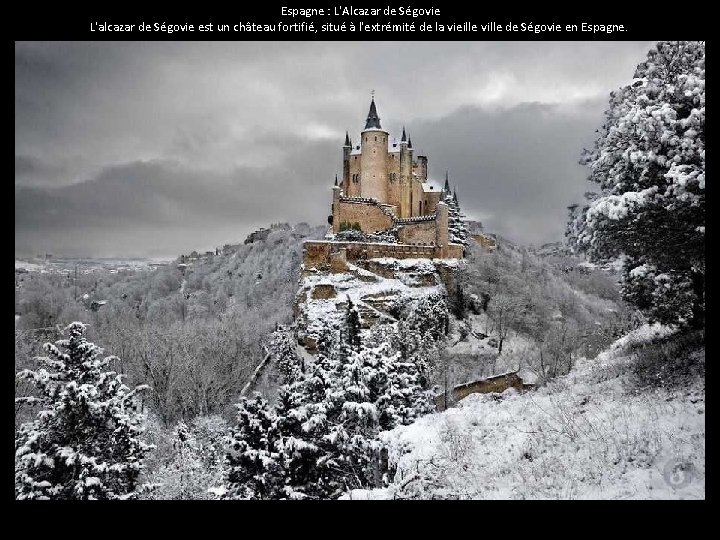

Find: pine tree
568;41;705;329
224;333;434;499
15;322;151;500
444;189;469;247
273;357;335;499
269;326;303;384
345;296;362;350
225;393;285;500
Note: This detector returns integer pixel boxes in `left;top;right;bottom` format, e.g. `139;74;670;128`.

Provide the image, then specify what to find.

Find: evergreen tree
269;326;303;384
15;322;151;500
444;188;469;247
345;296;362;350
224;334;433;499
568;41;704;329
225;394;285;500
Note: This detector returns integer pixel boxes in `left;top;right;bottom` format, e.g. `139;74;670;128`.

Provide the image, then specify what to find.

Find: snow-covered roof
348;140;405;154
422;181;442;193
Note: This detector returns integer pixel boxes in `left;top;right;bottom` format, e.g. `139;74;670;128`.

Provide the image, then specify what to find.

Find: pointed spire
344;131;351;147
334;174;338;186
453;188;459;204
444;171;450;192
364;96;382;130
407;136;412;149
401;126;407;142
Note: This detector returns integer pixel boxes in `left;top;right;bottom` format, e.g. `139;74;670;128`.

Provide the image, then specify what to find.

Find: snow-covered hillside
343;324;705;500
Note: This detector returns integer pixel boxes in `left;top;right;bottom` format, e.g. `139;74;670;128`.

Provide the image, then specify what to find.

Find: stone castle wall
397;219;436;245
333;198;394;234
303;240;463;269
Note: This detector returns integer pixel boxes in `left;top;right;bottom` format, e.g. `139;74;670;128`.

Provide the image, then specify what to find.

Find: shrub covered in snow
15;322;152;500
141;415;227;500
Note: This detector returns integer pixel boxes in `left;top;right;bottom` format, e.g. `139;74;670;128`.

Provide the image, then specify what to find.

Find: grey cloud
15;41;655;257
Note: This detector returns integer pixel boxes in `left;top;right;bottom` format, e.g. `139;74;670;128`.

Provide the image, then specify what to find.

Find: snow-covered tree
269;326;303;384
225;333;433;499
568;41;704;329
225;394;285;500
345;296;361;350
444;189;469;247
15;322;151;500
143;420;213;499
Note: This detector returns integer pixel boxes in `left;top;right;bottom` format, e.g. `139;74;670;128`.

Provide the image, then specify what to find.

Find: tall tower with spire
359;96;389;202
342;131;352;194
324;95;465;258
338;95;449;219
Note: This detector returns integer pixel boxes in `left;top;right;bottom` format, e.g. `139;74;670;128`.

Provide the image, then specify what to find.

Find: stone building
319;97;463;262
304;98;464;269
338;97;443;220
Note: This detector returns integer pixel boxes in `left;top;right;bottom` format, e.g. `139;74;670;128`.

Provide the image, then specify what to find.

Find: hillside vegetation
344;324;705;499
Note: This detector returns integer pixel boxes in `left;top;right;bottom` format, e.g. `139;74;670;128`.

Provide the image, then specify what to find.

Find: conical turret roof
364;97;382;130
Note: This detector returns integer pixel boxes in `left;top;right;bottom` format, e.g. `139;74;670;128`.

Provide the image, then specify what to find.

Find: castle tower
398;127;413;217
342;131;351;194
435;201;450;256
359;97;389;202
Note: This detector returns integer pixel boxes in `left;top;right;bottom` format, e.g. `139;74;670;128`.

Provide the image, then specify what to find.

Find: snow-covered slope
343;324;705;500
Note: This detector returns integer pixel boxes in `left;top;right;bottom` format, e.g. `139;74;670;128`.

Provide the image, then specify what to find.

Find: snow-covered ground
343;324;705;500
298;259;445;344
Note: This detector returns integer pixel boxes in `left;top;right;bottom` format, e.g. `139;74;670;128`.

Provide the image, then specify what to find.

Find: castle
337;97;443;220
304;97;464;270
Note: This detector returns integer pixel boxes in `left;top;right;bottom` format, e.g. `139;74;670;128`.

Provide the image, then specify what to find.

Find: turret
435;201;450;256
342;131;352;192
360;97;389;202
398;126;412;217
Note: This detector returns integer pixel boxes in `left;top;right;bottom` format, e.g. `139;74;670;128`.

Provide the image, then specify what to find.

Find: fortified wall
302;239;464;271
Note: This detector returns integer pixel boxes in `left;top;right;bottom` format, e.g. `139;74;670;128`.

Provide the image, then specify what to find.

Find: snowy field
343;324;705;500
15;257;172;275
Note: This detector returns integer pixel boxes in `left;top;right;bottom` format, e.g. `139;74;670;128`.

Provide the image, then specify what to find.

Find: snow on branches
569;41;704;328
15;322;151;500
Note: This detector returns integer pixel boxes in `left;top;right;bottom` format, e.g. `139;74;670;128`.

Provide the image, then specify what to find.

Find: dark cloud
408;99;606;245
15;41;655;257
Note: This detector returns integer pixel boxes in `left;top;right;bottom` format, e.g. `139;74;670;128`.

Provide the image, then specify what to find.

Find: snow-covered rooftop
422;181;442;193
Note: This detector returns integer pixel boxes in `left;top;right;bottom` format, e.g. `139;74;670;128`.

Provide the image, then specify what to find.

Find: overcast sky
15;40;655;258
